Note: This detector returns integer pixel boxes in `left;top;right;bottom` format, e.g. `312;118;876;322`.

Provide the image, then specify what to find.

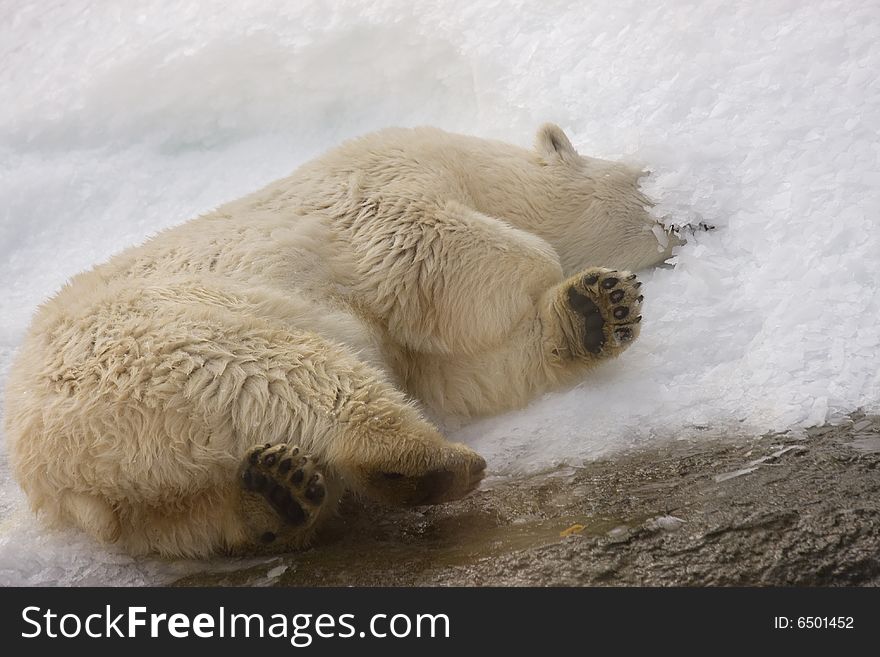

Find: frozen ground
1;0;878;585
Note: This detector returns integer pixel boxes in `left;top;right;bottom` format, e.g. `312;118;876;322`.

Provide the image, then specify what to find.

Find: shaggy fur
4;125;673;556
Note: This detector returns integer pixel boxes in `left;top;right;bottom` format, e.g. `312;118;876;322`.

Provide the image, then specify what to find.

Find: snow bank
1;0;878;584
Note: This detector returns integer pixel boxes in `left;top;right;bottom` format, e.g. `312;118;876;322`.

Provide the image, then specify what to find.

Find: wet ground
175;413;880;586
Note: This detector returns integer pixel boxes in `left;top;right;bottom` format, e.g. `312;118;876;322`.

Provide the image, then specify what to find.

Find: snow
1;0;879;585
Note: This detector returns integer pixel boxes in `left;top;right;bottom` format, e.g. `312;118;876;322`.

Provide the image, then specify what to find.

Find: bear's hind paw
240;443;326;526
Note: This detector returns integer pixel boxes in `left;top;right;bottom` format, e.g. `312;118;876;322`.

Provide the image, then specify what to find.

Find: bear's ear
535;123;578;162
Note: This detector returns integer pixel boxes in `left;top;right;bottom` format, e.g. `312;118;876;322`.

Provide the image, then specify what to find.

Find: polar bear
4;125;675;557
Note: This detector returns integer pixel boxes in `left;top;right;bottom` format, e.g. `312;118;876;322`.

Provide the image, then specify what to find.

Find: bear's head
528;123;656;274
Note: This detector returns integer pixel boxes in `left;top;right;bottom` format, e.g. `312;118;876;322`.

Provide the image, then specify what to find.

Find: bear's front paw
563;267;643;357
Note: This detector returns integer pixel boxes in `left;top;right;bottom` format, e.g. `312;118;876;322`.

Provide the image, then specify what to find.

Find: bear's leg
349;200;565;356
404;266;644;417
112;327;484;555
230;405;486;553
231;400;484;551
335;426;486;508
209;332;484;552
315;371;487;507
214;330;485;548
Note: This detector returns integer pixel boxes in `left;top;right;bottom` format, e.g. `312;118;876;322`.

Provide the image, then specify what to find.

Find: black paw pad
584;274;599;286
270;484;291;508
283;502;307;525
568;287;605;354
242;472;268;491
601;277;619;289
567;287;597;315
609;289;625;303
613;306;629;320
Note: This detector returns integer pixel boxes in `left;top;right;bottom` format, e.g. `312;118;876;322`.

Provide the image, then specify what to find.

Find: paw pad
565;267;644;357
241;443;325;526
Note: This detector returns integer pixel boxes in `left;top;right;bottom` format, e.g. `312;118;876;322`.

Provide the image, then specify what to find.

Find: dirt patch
174;413;880;586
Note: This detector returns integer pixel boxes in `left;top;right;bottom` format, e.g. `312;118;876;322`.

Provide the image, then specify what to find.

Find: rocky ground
175;413;880;586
